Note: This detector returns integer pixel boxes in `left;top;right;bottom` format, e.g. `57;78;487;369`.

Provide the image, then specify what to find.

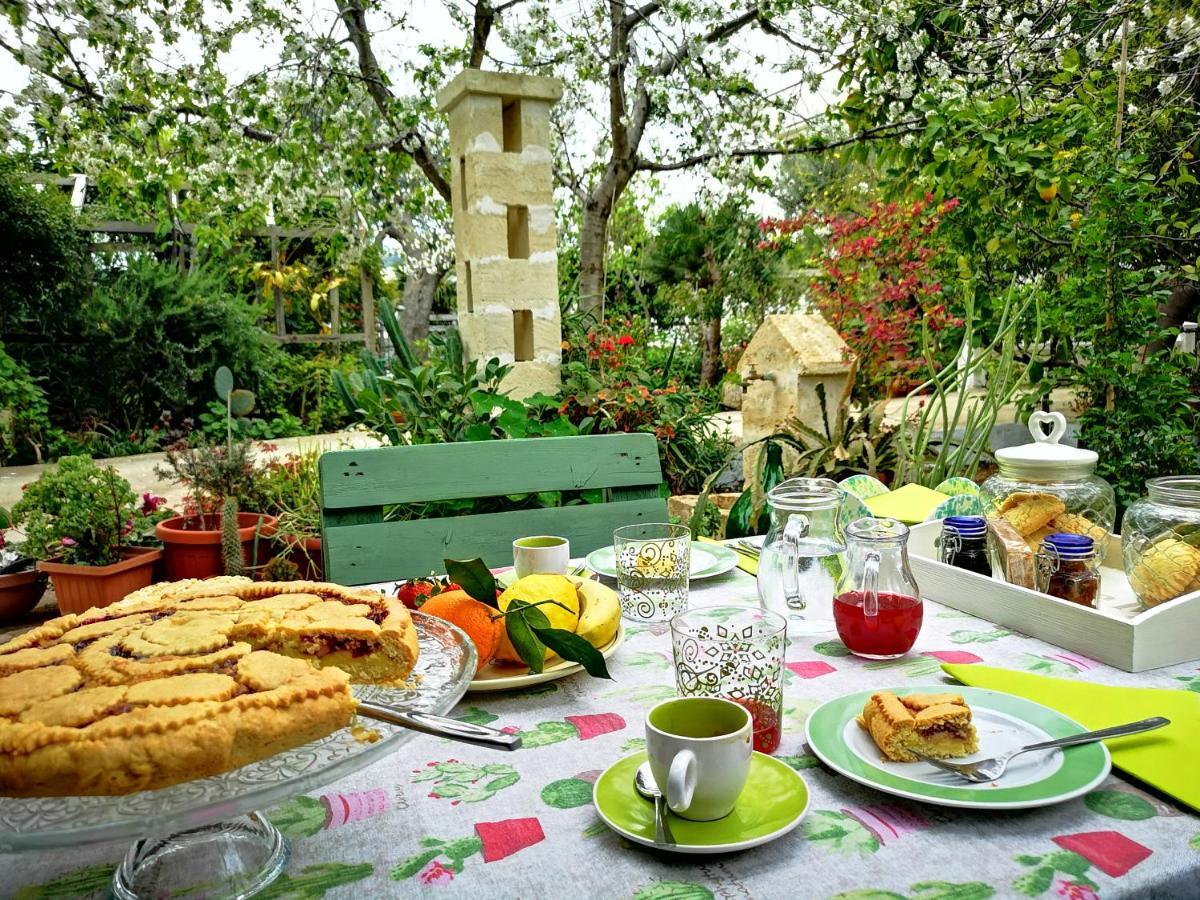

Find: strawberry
396;578;437;610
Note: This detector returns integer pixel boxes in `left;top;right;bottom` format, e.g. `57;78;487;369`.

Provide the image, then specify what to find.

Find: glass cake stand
0;612;476;899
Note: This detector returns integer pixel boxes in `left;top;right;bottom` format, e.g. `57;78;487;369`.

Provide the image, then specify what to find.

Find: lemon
499;574;581;630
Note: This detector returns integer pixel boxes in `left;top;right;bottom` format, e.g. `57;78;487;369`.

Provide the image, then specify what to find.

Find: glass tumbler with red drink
833;517;923;659
670;606;786;754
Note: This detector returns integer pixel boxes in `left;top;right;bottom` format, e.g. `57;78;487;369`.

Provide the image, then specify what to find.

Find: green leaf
229;388;256;417
830;892;906;900
909;882;995;900
1011;867;1054;897
1061;47;1081;72
444;557;498;606
634;882;716;900
1083;790;1156;821
1045;850;1091;877
214;365;234;400
532;625;612;679
505;600;547;673
390;848;441;880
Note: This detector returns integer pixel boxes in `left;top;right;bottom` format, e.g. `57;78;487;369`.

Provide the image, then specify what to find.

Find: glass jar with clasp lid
981;412;1115;581
1036;533;1102;607
1121;476;1200;609
756;477;845;636
939;515;992;577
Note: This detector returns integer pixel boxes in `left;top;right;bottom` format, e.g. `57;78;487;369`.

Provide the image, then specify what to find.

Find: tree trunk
699;240;724;387
400;266;448;344
700;311;723;387
577;201;611;318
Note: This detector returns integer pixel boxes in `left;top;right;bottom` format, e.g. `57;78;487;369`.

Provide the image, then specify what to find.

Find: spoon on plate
912;716;1169;783
634;762;676;846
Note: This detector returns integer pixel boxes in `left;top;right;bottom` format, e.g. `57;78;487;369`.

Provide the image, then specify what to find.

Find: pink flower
1055;880;1099;900
141;492;164;514
418;861;454;885
60;537;77;547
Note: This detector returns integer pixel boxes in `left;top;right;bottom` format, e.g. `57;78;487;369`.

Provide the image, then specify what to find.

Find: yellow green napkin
864;483;949;524
943;663;1200;813
699;535;757;575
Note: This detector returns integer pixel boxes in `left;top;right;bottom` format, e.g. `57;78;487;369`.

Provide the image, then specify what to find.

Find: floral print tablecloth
6;567;1200;900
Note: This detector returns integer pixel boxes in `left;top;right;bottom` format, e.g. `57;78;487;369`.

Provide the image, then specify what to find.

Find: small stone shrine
437;70;564;398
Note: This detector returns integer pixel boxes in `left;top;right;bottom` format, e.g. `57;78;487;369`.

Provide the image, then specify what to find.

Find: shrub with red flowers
559;318;731;493
759;194;963;401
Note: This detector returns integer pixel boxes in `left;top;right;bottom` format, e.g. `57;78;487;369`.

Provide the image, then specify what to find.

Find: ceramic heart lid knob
995;411;1099;480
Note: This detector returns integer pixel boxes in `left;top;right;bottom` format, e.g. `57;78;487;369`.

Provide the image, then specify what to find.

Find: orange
418;590;502;672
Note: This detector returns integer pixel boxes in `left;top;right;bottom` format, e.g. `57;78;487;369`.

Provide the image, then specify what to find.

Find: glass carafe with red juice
834;517;923;659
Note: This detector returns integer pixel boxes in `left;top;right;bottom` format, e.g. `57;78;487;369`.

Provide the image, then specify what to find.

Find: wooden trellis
26;175;377;351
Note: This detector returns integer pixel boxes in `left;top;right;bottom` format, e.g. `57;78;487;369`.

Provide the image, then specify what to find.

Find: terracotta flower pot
0;568;49;623
38;546;161;615
278;534;324;581
155;513;278;581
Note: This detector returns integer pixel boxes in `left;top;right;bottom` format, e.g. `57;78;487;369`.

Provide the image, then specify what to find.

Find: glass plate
0;612;475;851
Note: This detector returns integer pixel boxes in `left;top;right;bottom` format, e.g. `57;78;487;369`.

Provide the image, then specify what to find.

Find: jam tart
857;691;980;763
0;580;418;797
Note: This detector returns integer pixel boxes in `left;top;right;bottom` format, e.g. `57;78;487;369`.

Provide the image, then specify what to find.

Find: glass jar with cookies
1122;476;1200;609
981;412;1115;588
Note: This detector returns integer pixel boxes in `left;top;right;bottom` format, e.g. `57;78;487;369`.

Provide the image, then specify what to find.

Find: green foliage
1076;353;1200;521
155;438;263;519
53;258;284;433
789;384;900;484
336;300;577;446
259;450;323;540
0;161;92;358
0;341;61;465
11;456;142;565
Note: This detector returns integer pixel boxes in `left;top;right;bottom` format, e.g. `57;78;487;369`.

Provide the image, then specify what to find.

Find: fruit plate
585;542;739;580
0;611;475;851
805;685;1111;810
469;621;626;692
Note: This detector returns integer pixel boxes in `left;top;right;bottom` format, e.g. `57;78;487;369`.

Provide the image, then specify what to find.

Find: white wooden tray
908;521;1200;673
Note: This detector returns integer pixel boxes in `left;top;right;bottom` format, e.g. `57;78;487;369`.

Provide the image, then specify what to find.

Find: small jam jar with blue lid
1036;533;1101;607
940;516;991;577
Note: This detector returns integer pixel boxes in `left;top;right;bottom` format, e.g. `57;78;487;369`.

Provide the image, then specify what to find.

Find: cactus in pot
153;365;277;581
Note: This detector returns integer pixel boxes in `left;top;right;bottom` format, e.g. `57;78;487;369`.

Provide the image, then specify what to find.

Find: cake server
912;716;1169;783
357;702;522;750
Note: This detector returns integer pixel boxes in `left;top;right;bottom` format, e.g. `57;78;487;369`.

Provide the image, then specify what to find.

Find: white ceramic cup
645;696;752;821
512;536;571;579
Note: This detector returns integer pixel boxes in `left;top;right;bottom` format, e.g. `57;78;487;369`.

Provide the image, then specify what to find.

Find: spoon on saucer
635;762;676;847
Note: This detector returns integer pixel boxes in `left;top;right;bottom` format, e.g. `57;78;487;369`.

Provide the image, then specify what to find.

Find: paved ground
0;430;382;515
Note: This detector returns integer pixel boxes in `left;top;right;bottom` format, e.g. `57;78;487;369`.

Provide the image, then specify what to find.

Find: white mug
512;535;571;579
645;696;752;821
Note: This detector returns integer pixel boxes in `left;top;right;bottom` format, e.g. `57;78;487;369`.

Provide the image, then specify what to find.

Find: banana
570;575;621;649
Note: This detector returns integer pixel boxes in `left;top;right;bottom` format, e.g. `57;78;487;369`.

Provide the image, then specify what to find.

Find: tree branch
634;118;925;172
369;131;453;202
338;0;396;119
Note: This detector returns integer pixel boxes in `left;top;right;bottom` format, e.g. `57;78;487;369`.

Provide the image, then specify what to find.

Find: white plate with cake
805;685;1111;809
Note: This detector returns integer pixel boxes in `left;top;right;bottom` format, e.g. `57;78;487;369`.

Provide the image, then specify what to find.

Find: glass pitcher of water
756;478;845;635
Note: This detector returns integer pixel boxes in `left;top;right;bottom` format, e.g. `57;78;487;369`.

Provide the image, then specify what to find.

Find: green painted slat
319;434;662;508
323;498;667;584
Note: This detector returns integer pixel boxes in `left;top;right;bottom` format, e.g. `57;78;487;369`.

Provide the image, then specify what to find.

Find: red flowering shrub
559;318;730;493
759;194;963;400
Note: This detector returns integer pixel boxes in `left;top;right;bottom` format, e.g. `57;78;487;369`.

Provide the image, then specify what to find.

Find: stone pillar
437;70;563;398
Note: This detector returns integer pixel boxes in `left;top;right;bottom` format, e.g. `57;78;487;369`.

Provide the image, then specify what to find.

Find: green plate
593;751;809;854
805;685;1111;810
585;542;739;580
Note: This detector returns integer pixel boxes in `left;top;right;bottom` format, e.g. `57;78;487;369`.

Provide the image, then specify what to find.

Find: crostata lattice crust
0;580;418;797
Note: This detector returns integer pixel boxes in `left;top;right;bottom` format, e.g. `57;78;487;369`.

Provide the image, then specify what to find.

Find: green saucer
593;751;809;854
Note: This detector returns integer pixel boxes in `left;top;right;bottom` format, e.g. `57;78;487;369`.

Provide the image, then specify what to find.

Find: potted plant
0;507;48;622
258;448;324;580
155;367;277;580
9;457;170;613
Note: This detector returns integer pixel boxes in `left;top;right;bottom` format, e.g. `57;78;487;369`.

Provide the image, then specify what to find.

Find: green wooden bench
318;433;667;584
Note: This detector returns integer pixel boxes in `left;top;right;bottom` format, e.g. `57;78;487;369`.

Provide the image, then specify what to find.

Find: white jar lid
994;412;1098;480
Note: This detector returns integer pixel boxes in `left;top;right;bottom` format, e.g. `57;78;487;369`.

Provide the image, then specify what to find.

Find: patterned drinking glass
613;523;690;622
670;606;787;754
